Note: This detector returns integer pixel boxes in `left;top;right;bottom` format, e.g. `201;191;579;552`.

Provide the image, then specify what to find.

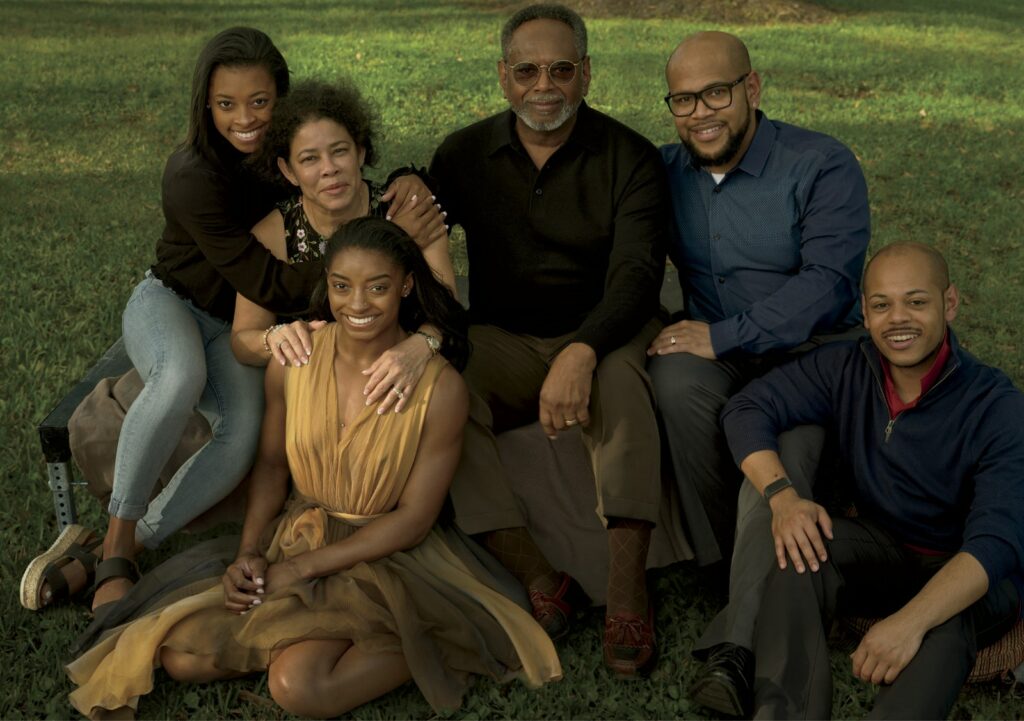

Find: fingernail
431;195;436;201
386;214;392;221
442;210;447;217
256;578;264;585
44;591;52;599
411;194;417;201
251;599;262;606
444;225;450;231
378;407;385;414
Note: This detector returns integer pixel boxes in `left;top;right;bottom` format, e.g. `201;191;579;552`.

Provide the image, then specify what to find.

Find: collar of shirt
879;329;952;417
486;100;603;158
687;109;775;180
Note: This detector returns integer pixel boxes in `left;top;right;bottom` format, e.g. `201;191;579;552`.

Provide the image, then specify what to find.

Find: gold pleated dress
67;324;562;718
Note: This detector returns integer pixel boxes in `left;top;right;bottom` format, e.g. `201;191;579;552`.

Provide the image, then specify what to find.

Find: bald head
864;242;950;295
667;31;751;79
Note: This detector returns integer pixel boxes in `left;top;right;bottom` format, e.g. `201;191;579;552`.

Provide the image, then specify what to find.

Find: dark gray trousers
649;329;862;565
693;431;824;655
752;517;1020;720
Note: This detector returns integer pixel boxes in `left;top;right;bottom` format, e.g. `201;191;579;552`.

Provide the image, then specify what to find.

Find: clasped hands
768;490;922;686
381;174;447;251
222;552;304;614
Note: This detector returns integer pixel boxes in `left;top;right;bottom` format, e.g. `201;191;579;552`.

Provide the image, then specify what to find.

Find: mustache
527;93;564;103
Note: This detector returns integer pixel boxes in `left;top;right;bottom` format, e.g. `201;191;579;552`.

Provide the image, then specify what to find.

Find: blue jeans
111;273;264;548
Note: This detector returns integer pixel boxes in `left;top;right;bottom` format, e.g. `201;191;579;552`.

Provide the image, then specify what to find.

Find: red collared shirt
879;330;952;417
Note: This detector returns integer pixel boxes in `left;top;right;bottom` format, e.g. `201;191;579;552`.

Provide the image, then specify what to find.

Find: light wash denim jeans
111;273;264;548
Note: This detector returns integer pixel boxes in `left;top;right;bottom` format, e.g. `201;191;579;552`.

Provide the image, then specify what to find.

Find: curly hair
252;78;379;185
310;217;470;371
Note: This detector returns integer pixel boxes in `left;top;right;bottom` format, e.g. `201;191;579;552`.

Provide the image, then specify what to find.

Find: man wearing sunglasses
428;4;668;677
645;31;871;715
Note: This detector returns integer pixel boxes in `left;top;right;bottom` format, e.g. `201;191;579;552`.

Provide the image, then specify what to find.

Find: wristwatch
415;330;440;356
763;476;794;502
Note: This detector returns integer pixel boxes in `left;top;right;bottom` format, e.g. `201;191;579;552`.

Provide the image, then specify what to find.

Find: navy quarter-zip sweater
722;329;1024;608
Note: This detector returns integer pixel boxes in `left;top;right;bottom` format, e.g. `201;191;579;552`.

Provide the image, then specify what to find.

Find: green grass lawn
2;0;1023;718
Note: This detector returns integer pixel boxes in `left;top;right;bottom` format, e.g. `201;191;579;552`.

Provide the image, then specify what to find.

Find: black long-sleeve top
428;103;668;361
151;136;320;322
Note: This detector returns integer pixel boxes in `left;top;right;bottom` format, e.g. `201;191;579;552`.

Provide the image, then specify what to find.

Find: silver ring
669;336;676;345
564;418;578;427
391;387;405;400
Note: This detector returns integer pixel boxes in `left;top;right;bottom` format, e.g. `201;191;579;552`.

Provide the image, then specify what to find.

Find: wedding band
391;387;405;399
669;336;676;345
564;418;578;426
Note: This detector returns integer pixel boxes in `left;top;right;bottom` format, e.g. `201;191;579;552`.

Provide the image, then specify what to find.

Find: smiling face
862;247;958;379
327;247;412;341
277;117;367;227
499;18;589;134
665;32;760;173
207;64;276;153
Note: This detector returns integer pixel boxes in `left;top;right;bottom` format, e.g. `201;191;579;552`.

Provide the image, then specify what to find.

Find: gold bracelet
262;323;285;353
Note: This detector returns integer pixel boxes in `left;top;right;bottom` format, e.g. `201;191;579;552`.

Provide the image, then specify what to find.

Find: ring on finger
564;417;578;426
391;387;405;400
670;336;677;345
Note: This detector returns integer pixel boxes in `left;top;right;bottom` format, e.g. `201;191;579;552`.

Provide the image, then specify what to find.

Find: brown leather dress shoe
603;604;657;678
528;572;587;641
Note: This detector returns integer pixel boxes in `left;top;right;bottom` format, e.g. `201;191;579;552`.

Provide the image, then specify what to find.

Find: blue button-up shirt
661;111;870;357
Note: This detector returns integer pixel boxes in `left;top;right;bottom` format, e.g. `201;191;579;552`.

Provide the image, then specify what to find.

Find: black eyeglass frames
663;74;749;118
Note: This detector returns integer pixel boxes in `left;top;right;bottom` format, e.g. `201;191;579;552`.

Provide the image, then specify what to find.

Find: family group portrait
2;0;1023;718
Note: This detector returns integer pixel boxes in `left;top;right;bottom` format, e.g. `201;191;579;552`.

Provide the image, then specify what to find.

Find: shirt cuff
709;318;740;358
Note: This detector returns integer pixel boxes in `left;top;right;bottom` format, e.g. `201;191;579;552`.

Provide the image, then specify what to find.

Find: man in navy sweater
706;242;1024;718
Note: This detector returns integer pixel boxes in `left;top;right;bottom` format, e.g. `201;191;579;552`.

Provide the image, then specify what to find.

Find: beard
683;113;751;168
511;93;581;132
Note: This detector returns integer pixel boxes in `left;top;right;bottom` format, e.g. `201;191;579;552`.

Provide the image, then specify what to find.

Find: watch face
420;332;440;351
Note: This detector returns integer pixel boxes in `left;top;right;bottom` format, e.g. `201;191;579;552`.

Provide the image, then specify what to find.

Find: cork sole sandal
20;524;100;611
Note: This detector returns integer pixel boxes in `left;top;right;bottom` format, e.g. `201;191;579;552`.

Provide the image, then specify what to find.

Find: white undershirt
711;172;726;184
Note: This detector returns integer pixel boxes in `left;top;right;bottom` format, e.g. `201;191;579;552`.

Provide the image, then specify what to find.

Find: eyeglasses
507;58;585;87
663;74;749;117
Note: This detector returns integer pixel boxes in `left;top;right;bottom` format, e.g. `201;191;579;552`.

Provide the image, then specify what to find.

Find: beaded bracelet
262;323;286;354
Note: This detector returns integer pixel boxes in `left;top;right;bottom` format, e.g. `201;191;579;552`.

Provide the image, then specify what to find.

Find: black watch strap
763;476;794;502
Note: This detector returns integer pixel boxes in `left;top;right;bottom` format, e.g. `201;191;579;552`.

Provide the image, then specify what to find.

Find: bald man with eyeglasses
427;3;669;677
644;31;871;714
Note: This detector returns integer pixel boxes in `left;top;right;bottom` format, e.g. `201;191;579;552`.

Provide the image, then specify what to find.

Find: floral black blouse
279;179;387;264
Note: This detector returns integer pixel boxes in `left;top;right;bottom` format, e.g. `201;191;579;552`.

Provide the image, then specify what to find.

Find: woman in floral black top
230;80;454;414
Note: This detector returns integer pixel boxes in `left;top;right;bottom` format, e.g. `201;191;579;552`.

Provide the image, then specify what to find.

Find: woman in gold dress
66;217;561;719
